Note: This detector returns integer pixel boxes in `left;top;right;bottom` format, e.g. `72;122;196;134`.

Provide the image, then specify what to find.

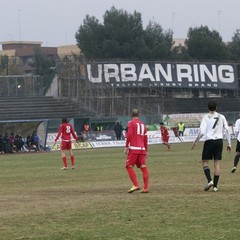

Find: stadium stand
0;96;96;121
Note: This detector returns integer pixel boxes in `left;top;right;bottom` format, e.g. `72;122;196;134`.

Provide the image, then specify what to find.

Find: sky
0;0;239;48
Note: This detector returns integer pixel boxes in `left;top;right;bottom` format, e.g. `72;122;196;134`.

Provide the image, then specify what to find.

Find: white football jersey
200;111;230;144
235;118;240;141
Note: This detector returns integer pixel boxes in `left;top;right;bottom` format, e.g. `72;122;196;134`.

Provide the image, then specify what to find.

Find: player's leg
126;152;140;193
231;141;240;173
60;142;68;169
166;140;171;150
231;153;240;173
213;160;220;191
201;141;214;191
60;150;68;169
137;154;149;193
212;139;223;191
165;136;171;150
202;160;213;191
69;148;75;169
162;138;170;150
126;166;140;193
140;164;149;193
202;160;212;182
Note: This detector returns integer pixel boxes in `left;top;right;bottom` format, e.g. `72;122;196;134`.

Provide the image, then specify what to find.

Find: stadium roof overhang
0;119;49;138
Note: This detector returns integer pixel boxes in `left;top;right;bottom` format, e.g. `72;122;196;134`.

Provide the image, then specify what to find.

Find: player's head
62;118;68;123
208;101;217;112
131;108;140;118
160;122;164;126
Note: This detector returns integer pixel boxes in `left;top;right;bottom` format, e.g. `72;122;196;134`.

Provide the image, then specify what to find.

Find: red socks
62;156;75;168
71;155;75;167
62;156;67;167
126;167;139;187
141;167;149;190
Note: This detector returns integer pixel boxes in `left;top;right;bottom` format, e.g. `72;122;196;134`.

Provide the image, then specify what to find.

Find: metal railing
0;75;43;97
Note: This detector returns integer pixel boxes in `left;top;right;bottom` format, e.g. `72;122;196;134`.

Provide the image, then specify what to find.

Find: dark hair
131;108;139;117
160;122;164;125
62;118;68;123
208;101;217;111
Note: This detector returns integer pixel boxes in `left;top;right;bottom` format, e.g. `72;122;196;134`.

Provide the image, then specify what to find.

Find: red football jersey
55;122;78;142
126;118;148;154
160;126;169;138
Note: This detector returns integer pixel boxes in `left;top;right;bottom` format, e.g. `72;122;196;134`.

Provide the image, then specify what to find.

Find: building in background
0;41;80;74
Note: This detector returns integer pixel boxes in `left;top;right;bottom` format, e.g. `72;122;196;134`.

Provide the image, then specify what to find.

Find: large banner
86;62;238;89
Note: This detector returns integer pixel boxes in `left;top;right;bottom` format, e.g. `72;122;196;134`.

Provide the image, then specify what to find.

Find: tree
75;7;174;60
185;25;227;61
102;7;145;59
75;15;105;59
29;48;56;94
171;45;191;61
30;48;55;76
0;55;9;75
227;29;240;60
144;21;174;60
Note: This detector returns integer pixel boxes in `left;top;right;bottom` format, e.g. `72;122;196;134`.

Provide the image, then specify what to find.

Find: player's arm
144;131;148;156
71;127;79;143
234;120;240;140
191;117;207;150
166;127;170;137
191;122;205;150
223;116;231;152
53;126;62;146
124;123;132;154
191;131;204;150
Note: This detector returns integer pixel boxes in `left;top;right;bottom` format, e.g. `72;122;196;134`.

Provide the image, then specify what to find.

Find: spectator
31;131;41;152
3;133;13;153
14;132;24;152
178;121;186;136
96;124;103;132
9;133;15;150
26;134;31;149
0;135;4;153
114;121;123;140
83;122;90;133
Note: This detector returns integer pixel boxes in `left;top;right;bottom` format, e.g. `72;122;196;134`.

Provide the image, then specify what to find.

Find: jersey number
65;126;71;133
136;123;145;135
212;117;219;129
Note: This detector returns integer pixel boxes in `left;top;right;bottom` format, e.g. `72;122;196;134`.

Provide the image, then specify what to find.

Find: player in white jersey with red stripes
192;101;231;192
231;117;240;173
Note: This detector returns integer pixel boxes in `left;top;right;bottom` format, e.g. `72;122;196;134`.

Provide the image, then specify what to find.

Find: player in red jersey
160;122;171;150
54;118;79;170
124;108;149;193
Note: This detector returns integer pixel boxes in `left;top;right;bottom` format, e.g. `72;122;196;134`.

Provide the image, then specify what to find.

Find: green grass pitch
0;142;240;240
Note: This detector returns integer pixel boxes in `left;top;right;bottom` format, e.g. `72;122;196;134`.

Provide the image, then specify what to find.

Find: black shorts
202;139;223;160
236;140;240;153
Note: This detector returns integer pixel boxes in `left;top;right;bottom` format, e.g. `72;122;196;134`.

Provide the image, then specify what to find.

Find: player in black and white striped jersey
191;101;231;192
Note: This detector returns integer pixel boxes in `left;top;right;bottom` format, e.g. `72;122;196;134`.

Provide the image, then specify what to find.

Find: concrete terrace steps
0;96;92;121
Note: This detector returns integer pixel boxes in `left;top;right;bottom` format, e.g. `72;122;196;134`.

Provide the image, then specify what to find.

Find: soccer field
0;142;240;240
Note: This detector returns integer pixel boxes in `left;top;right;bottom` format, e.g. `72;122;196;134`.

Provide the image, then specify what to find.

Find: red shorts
61;141;72;150
162;136;169;143
126;152;147;168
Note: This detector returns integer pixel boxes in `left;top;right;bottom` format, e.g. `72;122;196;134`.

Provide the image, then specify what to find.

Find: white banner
48;127;235;150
